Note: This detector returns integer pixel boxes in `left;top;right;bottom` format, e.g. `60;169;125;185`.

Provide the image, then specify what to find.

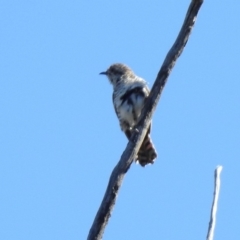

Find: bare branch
206;166;223;240
87;1;204;239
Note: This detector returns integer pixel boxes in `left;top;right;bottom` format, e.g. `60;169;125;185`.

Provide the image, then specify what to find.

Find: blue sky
0;1;239;239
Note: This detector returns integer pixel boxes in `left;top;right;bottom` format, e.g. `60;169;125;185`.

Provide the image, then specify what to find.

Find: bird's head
100;63;134;87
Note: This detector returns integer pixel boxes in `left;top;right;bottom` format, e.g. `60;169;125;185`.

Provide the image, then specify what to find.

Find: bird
100;63;157;166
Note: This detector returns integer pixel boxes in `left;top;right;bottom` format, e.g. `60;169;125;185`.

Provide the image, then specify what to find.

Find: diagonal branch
87;1;204;239
206;166;223;240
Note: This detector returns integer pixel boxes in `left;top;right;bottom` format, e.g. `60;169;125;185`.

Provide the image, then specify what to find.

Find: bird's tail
137;134;157;167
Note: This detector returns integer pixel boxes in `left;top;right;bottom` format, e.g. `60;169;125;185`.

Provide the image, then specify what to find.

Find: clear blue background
0;1;239;239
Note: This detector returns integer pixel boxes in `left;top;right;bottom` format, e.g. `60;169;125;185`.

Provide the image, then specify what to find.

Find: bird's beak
99;71;107;75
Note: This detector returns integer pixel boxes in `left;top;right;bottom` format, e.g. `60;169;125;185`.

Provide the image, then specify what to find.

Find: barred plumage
100;63;157;166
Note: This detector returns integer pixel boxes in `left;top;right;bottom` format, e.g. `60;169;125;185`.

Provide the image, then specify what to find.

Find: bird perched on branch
100;63;157;166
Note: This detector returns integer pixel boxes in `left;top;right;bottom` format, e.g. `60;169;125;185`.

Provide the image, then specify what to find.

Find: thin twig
87;1;204;239
206;166;223;240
